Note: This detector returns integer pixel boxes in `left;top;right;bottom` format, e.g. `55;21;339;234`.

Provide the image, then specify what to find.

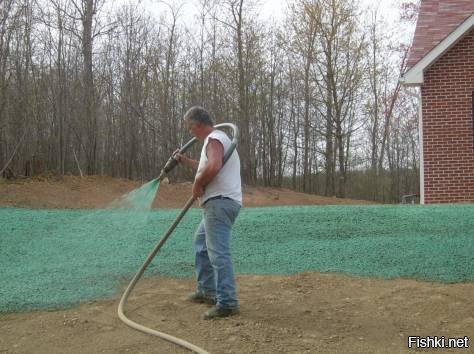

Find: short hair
184;106;213;126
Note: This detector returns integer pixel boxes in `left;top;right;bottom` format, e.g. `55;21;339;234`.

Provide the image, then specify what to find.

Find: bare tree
0;0;419;203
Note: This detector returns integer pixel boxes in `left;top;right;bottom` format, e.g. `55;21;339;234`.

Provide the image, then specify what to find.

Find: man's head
184;106;214;140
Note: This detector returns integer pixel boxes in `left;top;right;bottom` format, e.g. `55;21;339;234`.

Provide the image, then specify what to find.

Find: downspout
418;89;424;204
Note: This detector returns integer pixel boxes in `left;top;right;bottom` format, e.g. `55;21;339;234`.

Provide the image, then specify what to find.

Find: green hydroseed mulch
1;204;473;313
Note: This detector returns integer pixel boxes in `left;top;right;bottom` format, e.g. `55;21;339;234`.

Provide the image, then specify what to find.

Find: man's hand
174;152;188;164
173;149;199;170
192;181;205;199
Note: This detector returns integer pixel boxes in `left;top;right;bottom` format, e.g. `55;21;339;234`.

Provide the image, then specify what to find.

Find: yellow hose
117;196;210;354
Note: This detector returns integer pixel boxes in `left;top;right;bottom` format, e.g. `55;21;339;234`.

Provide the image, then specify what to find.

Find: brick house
402;0;474;204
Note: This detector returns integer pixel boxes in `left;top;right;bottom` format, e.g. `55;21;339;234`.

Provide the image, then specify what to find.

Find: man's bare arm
193;139;223;198
175;152;199;170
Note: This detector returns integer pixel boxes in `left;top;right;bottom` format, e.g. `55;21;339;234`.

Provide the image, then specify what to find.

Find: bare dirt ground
1;274;473;354
0;175;370;209
1;176;472;354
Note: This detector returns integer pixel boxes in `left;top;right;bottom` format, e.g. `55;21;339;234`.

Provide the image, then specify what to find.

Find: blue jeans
193;198;241;310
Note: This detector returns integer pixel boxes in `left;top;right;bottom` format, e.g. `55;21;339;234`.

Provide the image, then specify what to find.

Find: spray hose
118;123;239;354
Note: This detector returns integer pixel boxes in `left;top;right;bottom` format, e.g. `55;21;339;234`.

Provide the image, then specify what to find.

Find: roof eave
400;70;424;86
401;14;474;86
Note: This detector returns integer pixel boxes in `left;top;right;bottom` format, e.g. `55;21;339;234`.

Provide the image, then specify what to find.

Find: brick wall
421;28;474;203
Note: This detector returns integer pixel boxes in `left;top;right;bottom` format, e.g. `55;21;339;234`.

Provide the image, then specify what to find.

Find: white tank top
196;129;242;206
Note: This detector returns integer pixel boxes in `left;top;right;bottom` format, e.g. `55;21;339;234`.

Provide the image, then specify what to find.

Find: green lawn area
1;204;473;313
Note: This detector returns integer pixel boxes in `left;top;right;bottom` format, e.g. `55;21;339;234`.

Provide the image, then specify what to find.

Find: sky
110;0;414;45
131;0;405;26
260;0;402;22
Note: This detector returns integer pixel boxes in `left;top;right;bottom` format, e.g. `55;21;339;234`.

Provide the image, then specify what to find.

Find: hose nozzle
157;170;166;182
157;154;179;181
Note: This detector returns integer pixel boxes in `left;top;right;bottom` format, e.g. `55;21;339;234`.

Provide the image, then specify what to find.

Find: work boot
186;292;216;305
202;306;240;320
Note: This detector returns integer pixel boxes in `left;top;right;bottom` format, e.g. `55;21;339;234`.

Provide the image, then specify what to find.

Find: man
175;106;242;320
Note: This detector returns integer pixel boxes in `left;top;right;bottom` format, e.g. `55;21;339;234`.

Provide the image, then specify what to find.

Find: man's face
185;119;202;139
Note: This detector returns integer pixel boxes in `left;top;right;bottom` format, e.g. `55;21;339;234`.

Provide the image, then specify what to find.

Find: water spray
118;123;239;354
